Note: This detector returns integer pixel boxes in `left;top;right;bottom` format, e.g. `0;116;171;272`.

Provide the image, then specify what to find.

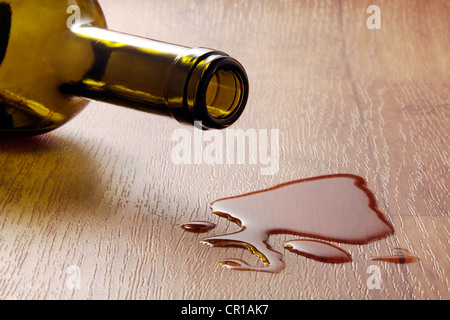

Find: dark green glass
0;0;249;136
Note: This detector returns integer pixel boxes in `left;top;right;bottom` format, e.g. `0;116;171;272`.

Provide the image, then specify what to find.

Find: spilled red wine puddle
182;174;419;272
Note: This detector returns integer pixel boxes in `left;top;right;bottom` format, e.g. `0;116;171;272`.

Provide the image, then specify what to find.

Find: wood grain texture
0;0;448;300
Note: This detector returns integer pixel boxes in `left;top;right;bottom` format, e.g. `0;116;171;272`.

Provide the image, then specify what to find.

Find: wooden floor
0;0;448;300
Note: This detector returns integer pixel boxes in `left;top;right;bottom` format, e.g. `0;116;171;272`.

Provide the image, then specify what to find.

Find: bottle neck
63;26;249;129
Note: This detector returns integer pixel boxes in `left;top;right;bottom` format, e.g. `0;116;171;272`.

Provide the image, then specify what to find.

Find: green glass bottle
0;0;248;136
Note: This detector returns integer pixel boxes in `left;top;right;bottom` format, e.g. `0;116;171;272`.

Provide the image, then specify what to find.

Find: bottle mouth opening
205;67;244;121
194;56;248;129
167;49;248;129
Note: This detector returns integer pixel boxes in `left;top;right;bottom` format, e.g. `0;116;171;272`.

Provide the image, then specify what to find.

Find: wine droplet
181;221;216;233
370;248;420;264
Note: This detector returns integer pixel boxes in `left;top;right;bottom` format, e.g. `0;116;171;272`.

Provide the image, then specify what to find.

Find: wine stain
182;174;419;272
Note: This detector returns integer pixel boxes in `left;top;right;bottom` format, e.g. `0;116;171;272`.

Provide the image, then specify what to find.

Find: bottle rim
190;56;248;129
185;55;248;129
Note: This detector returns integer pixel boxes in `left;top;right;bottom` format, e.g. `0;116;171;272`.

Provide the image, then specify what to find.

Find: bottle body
0;0;248;136
0;0;107;135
